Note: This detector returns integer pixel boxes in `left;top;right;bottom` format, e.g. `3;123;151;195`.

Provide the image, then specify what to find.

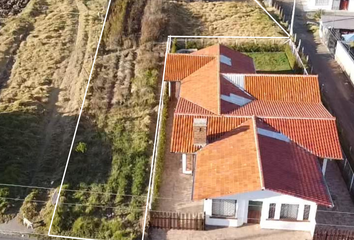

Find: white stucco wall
349;0;354;11
335;41;354;85
204;190;318;234
307;0;335;11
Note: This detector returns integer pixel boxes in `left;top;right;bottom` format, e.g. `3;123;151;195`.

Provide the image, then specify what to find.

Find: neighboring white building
306;0;354;11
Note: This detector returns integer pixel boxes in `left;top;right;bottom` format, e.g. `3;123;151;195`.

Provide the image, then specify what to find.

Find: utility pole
290;0;296;36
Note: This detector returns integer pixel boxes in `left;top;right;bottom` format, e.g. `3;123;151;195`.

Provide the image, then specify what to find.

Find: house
306;0;354;11
319;13;354;53
164;44;343;234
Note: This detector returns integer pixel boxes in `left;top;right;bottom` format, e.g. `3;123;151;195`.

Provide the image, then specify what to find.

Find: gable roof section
191;44;256;74
193;118;332;206
179;58;220;114
244;75;321;103
220;75;254;114
171;115;247;153
231;100;334;118
193;119;262;200
171;114;342;159
256;119;332;206
165;54;215;81
264;118;342;159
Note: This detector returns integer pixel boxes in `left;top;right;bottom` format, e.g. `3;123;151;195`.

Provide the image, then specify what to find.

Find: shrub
19;189;40;221
75;142;87;153
171;38;178;53
230;42;285;52
0;188;9;214
72;217;101;238
140;0;167;44
132;157;148;196
151;88;168;207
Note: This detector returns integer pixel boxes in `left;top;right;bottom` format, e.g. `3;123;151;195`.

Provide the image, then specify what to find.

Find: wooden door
247;201;263;224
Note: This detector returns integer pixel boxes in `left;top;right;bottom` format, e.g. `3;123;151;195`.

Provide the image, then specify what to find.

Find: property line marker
47;0;112;239
169;35;289;39
141;36;171;240
253;0;291;37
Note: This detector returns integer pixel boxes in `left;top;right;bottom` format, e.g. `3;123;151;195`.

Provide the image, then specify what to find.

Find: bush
230;42;285;52
284;44;302;73
19;189;40;221
140;0;167;44
75;142;87;153
151;88;168;208
0;188;9;214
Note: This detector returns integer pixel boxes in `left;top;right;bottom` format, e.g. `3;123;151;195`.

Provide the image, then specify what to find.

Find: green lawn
244;52;293;74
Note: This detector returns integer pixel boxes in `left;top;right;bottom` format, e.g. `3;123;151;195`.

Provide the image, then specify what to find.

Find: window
280;204;299;220
220;55;232;66
315;0;330;6
212;199;236;217
268;203;276;219
303;205;311;220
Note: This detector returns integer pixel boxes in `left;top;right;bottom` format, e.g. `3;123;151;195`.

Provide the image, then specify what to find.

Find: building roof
321;14;354;30
166;44;341;204
193;118;332;206
193;119;262;200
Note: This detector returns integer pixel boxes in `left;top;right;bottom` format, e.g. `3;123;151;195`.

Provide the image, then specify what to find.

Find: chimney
193;118;207;147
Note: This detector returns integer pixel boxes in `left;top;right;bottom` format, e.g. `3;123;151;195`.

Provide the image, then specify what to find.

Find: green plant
0;188;9;214
171;38;178;53
75;142;87;153
314;10;323;21
151;88;168;208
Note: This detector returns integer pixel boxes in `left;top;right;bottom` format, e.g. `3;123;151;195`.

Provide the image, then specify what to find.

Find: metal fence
337;157;354;201
149;211;205;230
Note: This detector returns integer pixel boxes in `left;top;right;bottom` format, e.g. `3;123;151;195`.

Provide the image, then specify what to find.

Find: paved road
277;0;354;155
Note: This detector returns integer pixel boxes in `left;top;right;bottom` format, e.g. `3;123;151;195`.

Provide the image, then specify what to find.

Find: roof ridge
252;116;265;189
174;112;336;120
168;53;216;58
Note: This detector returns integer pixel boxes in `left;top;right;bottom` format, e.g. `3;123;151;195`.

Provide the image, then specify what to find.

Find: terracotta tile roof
193;118;332;206
165;54;215;81
193;119;262;200
191;44;256;74
231;100;334;118
179;58;220;114
220;76;254;114
175;98;215;115
264;118;342;159
170;115;247;153
171;114;342;159
244;75;321;103
257;119;332;206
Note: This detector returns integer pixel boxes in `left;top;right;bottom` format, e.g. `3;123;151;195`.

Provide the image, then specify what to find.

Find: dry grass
168;1;285;37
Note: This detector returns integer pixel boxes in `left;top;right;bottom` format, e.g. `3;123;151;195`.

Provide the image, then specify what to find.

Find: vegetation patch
168;1;285;37
245;52;293;73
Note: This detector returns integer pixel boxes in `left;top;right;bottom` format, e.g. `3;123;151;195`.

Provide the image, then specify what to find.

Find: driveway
155;99;203;213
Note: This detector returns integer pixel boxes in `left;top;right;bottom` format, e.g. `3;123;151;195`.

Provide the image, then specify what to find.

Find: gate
149;211;205;230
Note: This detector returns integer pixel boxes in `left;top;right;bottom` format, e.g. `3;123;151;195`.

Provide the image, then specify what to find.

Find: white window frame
211;199;237;218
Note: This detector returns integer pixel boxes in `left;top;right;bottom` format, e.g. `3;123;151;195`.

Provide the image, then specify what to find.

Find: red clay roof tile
193;119;262;200
165;54;215;81
179;58;220;114
244;74;321;103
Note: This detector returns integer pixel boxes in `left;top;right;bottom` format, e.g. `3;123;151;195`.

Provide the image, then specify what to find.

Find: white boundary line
169;35;289;39
141;36;171;240
253;0;291;37
47;0;112;239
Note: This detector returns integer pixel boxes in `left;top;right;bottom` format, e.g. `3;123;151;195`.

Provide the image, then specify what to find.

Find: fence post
297;39;301;52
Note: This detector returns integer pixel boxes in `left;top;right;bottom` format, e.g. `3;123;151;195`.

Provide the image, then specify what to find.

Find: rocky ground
0;0;31;18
